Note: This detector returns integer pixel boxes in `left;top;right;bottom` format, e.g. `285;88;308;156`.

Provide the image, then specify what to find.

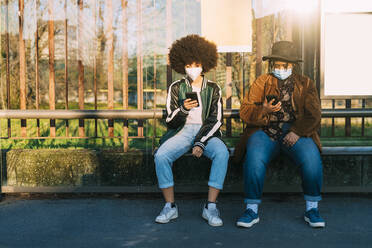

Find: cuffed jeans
155;124;229;190
244;123;323;204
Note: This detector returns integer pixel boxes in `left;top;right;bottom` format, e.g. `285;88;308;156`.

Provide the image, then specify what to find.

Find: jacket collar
184;75;208;90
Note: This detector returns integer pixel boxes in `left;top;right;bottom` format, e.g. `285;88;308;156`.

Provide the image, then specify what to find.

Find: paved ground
0;193;371;248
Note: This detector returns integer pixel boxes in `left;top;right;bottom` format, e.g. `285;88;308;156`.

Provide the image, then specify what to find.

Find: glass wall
3;0;368;153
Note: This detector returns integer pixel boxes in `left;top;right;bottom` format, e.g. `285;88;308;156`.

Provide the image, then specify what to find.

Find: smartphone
266;95;279;105
185;92;199;106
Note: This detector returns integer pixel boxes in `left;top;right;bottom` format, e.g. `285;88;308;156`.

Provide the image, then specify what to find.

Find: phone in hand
266;95;279;105
185;92;199;106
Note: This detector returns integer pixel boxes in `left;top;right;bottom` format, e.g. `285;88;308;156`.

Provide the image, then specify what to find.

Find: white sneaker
202;204;223;227
155;204;178;224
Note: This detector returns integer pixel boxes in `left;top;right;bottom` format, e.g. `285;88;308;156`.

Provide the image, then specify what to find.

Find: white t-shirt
185;85;203;124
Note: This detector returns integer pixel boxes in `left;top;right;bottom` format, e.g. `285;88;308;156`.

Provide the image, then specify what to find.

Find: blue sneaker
236;209;260;228
304;208;325;228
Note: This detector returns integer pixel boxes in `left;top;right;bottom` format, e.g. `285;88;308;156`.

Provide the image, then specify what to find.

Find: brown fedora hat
262;41;303;63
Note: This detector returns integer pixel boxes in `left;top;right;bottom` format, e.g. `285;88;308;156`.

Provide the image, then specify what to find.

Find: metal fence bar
107;0;114;137
361;99;365;137
137;0;144;137
331;99;335;137
5;0;11;138
19;0;27;137
122;0;129;152
225;53;232;137
166;0;172;89
64;0;69;137
48;0;56;137
322;109;372;118
78;0;85;137
345;99;351;137
35;0;40;137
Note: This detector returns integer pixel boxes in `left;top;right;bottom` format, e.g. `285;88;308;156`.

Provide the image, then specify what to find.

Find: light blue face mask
272;68;292;80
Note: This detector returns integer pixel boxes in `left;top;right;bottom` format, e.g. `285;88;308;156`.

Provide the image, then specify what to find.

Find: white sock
246;203;258;214
165;202;173;208
207;202;216;210
306;201;318;211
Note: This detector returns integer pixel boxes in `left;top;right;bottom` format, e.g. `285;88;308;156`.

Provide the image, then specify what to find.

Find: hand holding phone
264;94;281;114
266;95;279;105
186;92;199;105
184;92;199;110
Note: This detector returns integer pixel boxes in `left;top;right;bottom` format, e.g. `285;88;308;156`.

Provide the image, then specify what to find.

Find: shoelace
243;209;256;218
309;209;320;218
208;208;220;218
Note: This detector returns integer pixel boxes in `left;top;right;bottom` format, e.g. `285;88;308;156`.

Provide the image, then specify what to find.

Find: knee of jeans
215;147;230;161
244;152;266;168
154;151;169;165
301;160;322;178
244;157;266;175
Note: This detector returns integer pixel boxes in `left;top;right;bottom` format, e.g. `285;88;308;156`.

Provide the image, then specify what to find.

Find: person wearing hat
234;41;325;228
154;34;229;227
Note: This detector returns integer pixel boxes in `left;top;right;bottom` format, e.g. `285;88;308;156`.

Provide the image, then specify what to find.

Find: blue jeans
155;124;229;190
244;123;323;204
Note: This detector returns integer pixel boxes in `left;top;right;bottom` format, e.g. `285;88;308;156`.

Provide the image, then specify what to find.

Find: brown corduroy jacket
233;73;322;164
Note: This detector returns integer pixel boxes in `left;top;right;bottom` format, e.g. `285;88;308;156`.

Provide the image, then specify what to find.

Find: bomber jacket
233;73;322;164
160;76;223;150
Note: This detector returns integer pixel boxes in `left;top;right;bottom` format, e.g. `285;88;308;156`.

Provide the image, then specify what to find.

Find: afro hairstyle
168;34;218;75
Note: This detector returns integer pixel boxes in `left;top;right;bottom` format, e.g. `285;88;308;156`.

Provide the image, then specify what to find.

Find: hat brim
262;55;303;63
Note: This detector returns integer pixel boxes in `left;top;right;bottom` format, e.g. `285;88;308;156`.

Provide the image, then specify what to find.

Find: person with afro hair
154;34;229;227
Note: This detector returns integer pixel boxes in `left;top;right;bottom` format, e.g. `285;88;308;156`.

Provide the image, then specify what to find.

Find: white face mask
272;68;292;80
185;67;202;81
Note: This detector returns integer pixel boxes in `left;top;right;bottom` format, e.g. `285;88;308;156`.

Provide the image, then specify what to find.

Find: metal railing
1;108;372;120
1;109;371;148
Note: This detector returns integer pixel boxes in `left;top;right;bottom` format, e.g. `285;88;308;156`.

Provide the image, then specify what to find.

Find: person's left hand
283;131;300;147
192;146;203;158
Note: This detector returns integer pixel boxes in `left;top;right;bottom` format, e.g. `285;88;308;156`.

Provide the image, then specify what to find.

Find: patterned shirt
262;78;296;140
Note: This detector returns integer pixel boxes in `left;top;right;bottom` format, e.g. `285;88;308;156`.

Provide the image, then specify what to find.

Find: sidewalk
0;194;371;248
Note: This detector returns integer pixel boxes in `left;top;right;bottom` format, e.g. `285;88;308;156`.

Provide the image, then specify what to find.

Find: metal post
93;0;97;137
48;0;56;137
166;0;172;89
78;0;85;137
225;53;232;137
137;0;144;137
345;99;351;137
5;0;11;138
122;0;129;152
107;0;114;137
35;0;40;137
19;0;27;137
64;0;69;137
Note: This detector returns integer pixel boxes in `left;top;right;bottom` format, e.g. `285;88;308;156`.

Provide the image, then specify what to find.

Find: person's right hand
263;98;281;114
183;98;198;110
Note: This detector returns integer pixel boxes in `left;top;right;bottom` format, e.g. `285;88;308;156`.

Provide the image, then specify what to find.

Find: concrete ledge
3;148;372;193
